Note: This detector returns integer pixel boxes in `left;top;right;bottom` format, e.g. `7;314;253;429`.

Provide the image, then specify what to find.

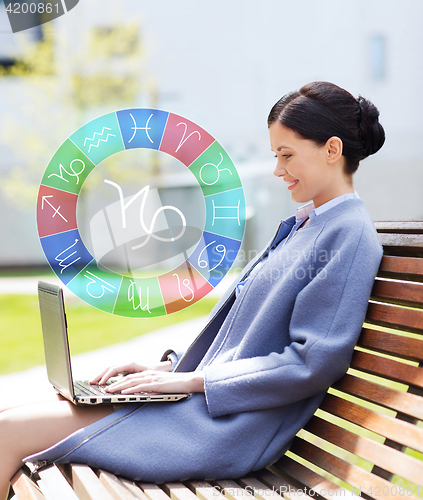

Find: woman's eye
282;154;292;159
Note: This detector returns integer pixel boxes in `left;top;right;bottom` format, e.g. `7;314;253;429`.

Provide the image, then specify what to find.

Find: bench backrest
266;222;423;500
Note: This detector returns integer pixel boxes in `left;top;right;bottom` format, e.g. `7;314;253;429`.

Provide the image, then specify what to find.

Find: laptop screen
38;281;74;401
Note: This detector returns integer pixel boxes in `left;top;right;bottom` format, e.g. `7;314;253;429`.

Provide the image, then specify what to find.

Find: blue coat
27;198;382;482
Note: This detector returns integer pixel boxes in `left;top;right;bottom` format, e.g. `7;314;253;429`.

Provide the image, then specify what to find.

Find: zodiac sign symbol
54;239;81;273
104;180;187;250
212;199;241;225
128;113;153;144
173;273;194;302
198;241;226;272
175;122;201;153
83;271;116;299
48;159;86;185
41;195;68;222
84;127;116;153
128;280;151;313
199;153;232;186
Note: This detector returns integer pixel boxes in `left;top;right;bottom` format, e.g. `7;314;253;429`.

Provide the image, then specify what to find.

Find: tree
0;20;158;211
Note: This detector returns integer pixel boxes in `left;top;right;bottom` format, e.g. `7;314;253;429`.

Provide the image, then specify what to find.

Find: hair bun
357;95;385;158
268;82;385;174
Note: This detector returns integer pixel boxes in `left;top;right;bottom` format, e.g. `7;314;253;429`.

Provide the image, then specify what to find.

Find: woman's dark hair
267;82;385;174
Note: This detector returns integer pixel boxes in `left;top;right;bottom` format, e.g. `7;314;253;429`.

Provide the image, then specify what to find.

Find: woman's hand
105;370;204;394
90;360;172;386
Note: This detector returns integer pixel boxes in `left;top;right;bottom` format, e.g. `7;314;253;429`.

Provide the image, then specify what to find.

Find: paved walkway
0;275;230;407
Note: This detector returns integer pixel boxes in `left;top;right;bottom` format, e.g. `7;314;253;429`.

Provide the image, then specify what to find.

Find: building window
369;35;387;81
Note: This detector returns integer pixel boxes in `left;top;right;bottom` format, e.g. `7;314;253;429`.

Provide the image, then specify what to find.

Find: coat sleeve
160;349;184;371
203;222;382;418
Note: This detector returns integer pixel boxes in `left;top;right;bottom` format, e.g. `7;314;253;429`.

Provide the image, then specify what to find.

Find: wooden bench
10;221;423;500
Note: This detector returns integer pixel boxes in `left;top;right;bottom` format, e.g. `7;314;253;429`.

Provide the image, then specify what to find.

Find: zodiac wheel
36;109;246;317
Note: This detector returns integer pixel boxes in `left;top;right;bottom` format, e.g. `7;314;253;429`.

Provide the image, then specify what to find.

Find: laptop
37;281;189;405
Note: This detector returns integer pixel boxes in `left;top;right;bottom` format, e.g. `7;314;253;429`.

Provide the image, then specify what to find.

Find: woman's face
269;122;349;208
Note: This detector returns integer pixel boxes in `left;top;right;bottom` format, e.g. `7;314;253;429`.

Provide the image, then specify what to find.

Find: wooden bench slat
265;456;346;500
212;480;254;499
366;302;423;334
290;437;420;500
37;465;79;500
98;469;140;499
350;349;423;388
371;278;423;307
378;255;423;279
139;483;173;500
256;465;321;500
162;482;202;500
358;328;423;362
374;221;423;233
333;373;423;419
377;233;423;248
321;394;423;452
35;480;54;500
120;478;151;500
10;469;46;500
304;415;423;487
185;481;226;500
69;464;116;500
236;476;284;499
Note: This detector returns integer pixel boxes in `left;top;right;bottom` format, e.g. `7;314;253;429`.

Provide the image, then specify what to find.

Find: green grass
0;268;53;278
0;294;219;375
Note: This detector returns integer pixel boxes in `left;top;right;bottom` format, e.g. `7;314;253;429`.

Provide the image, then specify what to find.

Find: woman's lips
286;180;299;190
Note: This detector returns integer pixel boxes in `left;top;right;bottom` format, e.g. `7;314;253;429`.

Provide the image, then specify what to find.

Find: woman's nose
273;162;286;178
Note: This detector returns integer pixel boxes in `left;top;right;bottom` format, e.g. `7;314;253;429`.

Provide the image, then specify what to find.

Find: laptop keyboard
74;380;120;396
74;380;157;398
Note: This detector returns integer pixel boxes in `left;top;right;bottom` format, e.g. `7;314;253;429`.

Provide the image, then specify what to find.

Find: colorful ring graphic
36;109;246;317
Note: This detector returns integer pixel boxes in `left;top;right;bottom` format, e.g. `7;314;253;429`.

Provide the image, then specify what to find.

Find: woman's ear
326;136;343;164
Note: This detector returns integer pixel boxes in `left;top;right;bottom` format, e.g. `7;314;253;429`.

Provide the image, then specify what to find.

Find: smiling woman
270;125;350;208
269;82;385;208
0;82;386;500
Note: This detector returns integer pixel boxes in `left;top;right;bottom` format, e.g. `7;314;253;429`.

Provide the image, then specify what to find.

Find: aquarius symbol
48;159;86;185
54;239;81;273
128;113;153;144
175;122;201;153
104;180;187;250
173;273;194;302
199;153;232;186
128;280;151;313
84;127;116;153
83;271;116;299
198;241;226;272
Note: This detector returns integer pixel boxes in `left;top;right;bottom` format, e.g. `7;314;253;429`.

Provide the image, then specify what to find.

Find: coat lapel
175;216;296;372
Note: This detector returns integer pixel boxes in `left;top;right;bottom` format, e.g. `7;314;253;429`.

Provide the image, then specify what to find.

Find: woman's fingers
90;367;112;384
90;361;172;386
105;370;204;394
105;372;150;393
90;363;143;385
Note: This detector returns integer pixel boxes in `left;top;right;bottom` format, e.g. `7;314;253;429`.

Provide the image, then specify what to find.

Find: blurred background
0;0;422;375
